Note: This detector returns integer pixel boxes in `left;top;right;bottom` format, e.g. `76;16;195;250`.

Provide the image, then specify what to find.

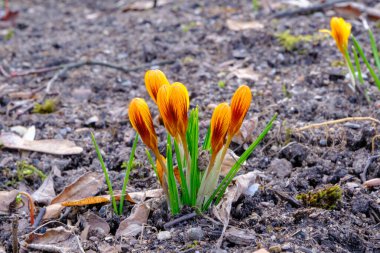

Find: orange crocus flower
128;98;158;151
156;83;189;140
210;103;231;155
145;69;170;103
320;17;351;55
228;85;252;138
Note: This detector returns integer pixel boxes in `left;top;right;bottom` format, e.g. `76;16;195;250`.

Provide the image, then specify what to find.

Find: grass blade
352;35;380;90
90;132;118;214
368;28;380;73
119;133;139;214
352;45;364;84
202;113;277;211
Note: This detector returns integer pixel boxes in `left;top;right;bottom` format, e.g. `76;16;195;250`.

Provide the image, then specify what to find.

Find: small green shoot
218;81;226;88
90;132;118;214
119;133;139;214
17;161;47;181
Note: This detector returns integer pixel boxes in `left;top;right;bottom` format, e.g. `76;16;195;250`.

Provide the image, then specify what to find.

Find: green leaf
166;135;180;214
352;45;364;84
352;35;380;90
368;28;380;73
174;140;190;204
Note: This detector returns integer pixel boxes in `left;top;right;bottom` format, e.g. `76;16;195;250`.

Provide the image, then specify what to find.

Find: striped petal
229;85;252;137
128;98;157;151
145;69;170;103
171;82;189;138
210;103;231;154
157;85;177;137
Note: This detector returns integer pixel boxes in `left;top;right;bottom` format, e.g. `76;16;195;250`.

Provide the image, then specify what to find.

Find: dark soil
1;0;380;252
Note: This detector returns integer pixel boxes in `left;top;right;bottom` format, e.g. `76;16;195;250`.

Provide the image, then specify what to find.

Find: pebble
157;231;171;241
346;182;360;189
319;139;327;146
186;227;204;241
343;122;361;129
268;158;292;178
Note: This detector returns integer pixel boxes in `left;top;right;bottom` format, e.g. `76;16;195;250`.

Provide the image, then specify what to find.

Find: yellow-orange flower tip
128;98;157;151
210;103;231;155
229;85;252;137
157;83;189;138
171;82;189;137
320;17;351;55
157;85;177;137
144;69;170;103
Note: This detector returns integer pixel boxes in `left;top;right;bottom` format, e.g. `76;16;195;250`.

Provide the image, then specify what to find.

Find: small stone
267;158;292;178
186;227;204;241
282;243;293;252
269;245;282;253
319;139;327;146
157;231;171;241
346;182;359;189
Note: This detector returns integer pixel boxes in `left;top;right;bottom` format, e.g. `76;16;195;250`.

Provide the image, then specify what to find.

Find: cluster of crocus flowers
128;69;252;212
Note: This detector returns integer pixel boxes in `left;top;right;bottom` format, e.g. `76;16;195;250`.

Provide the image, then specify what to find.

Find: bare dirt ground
1;0;380;252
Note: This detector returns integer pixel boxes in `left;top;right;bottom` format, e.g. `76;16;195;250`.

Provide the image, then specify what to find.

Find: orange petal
145;69;170;103
155;155;166;187
173;165;182;185
157;85;177;137
210;103;231;154
329;17;351;55
229;85;252;137
128;98;157;151
171;82;189;138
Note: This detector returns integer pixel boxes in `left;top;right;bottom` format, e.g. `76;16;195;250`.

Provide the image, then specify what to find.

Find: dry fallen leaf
80;212;110;240
0;190;19;214
122;0;172;12
32;171;56;205
226;19;264;31
23;226;84;253
225;227;256;246
116;203;150;238
213;171;263;247
51;172;104;205
61;194;135;207
0;132;83;155
220;149;247;176
335;2;380;21
232;68;260;81
43;172;104;220
232;116;257;145
129;189;163;203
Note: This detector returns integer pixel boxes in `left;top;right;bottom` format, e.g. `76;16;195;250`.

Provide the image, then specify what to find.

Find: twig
271;0;350;19
9;59;175;78
163;212;197;230
295;117;380;132
32;208;46;229
45;59;175;93
360;155;380;183
12;215;19;253
0;65;10;77
273;190;302;208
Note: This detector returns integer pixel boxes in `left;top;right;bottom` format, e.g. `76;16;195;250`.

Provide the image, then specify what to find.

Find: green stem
344;49;356;92
119;133;139;214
